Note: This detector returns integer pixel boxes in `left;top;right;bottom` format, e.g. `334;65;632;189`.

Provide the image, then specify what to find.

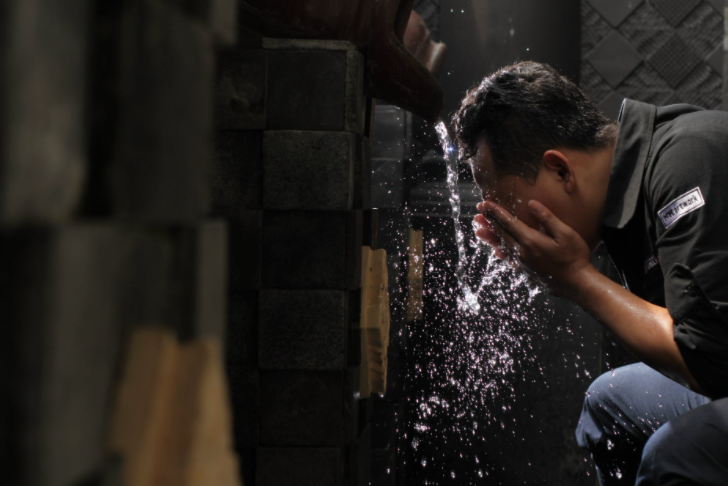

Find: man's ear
542;150;576;193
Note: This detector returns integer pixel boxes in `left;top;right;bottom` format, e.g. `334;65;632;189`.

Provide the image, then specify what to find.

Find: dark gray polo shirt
601;99;728;399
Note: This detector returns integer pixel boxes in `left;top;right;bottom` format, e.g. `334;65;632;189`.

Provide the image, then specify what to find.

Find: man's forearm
567;265;702;392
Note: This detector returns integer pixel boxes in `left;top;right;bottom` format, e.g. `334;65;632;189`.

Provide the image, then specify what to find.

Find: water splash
402;122;561;484
435;121;543;314
436;121;482;314
397;120;597;485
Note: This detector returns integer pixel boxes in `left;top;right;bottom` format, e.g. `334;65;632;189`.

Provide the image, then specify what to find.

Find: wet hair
452;61;617;183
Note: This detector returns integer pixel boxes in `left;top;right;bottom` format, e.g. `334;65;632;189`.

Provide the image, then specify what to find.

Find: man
454;61;728;485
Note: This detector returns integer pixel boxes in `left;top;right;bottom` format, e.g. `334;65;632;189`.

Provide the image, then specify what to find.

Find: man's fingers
473;213;510;259
483;210;520;257
484;201;533;245
473;213;492;230
527;200;569;238
475;226;499;245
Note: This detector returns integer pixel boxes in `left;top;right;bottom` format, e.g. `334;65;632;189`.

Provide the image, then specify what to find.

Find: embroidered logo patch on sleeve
658;187;705;229
644;255;660;274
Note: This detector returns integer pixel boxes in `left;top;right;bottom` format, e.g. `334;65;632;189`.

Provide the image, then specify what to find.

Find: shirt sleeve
647;116;728;398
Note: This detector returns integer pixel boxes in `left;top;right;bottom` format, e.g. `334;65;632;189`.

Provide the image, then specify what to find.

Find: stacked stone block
214;34;265;486
215;36;376;486
1;0;235;484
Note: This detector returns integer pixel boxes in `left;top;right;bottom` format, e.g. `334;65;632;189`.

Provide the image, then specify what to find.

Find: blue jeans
576;363;728;485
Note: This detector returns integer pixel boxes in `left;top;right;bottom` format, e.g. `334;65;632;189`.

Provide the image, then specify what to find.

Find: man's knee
583;370;618;412
576;364;649;449
576;370;621;449
638;400;728;485
637;420;685;485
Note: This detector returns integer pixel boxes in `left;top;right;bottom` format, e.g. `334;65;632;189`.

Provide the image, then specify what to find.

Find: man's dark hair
452;61;617;182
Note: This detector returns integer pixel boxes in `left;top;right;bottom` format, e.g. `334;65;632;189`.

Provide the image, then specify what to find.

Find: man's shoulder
651;107;728;163
645;107;728;217
661;107;728;138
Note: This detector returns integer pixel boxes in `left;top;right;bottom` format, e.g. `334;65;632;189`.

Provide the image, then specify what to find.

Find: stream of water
435;121;542;314
435;121;482;315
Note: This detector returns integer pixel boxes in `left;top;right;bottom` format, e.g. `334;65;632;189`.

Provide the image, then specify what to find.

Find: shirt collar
601;99;657;230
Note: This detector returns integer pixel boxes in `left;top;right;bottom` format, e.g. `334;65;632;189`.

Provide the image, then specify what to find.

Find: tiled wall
581;0;725;118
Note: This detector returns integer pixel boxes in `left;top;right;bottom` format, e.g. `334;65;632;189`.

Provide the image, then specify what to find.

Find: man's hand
474;199;703;393
473;199;592;297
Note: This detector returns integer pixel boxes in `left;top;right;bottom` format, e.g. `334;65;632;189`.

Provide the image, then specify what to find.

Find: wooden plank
359;245;391;397
108;328;241;486
109;328;180;486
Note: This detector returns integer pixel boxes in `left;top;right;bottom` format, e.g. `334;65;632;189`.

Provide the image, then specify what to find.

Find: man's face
470;139;603;252
470;141;553;232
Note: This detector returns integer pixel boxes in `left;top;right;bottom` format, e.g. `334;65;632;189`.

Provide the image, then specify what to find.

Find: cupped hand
473;212;509;260
474;200;593;296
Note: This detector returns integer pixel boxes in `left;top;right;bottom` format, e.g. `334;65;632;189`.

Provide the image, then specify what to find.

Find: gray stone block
266;46;365;133
173;0;237;45
118;223;228;340
371;104;410;160
226;365;259;448
259;369;359;446
259;290;348;370
228;211;262;290
110;0;214;222
191;220;228;337
0;0;90;224
171;220;228;339
346;426;372;486
363;209;380;249
119;231;176;331
371;158;406;209
349;329;362;367
0;226;132;486
212;131;263;214
348;210;363;287
236;447;256;486
216;50;266;129
354;136;372;210
237;25;263;49
349;288;362;328
370;449;397;486
225;290;258;366
263;131;356;210
257;447;345;486
261;211;361;289
358;396;374;437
